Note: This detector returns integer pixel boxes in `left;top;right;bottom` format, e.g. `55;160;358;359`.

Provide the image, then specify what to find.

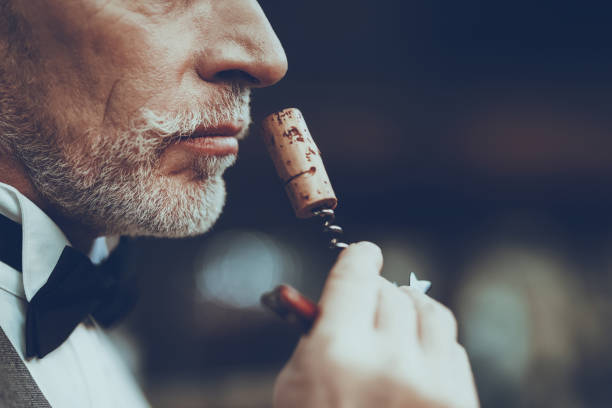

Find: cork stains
273;108;303;126
262;107;338;218
305;147;318;162
283;166;317;186
282;126;305;144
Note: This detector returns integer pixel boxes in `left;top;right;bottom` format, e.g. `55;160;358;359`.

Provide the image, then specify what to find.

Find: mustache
130;84;251;144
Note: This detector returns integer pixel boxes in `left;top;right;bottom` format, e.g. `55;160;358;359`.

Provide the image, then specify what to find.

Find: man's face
0;0;287;237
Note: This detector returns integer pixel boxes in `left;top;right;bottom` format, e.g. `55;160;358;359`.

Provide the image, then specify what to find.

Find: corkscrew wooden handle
261;285;319;333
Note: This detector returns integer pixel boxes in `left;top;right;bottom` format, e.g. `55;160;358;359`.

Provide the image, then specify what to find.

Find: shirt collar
0;182;71;301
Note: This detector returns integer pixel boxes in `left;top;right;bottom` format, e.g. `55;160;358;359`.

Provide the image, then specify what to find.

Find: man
0;0;479;407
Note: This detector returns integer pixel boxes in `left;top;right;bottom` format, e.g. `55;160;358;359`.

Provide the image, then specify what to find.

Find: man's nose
195;1;288;88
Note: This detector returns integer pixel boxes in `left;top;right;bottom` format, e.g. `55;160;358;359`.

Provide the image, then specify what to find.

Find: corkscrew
259;108;431;332
258;108;351;332
313;208;349;249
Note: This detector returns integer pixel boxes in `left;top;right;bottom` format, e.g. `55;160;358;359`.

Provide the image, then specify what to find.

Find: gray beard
12;126;237;238
0;73;249;238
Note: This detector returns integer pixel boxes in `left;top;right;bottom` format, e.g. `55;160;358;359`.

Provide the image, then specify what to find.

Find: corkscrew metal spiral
312;208;349;250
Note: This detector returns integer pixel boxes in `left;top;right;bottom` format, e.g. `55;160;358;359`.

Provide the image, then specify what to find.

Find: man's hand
274;242;479;408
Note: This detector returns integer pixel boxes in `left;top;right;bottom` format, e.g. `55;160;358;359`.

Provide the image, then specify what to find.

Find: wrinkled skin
0;0;287;246
7;0;287;172
0;2;479;407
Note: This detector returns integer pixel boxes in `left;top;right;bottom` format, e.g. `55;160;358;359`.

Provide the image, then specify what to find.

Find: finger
399;286;458;349
375;280;418;344
315;242;383;334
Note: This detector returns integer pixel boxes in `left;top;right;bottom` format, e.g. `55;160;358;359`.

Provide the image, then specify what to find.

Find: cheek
23;1;201;158
40;15;186;145
85;22;193;129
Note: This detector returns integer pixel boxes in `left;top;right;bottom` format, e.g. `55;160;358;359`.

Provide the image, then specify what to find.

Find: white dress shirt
0;182;150;407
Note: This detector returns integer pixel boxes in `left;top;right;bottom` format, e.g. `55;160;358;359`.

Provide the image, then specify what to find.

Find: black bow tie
0;214;137;359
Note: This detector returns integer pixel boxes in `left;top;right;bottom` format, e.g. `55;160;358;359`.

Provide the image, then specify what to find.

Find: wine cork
261;108;337;218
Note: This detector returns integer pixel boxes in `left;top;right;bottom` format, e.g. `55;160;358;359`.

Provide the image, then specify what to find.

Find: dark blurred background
110;1;612;407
